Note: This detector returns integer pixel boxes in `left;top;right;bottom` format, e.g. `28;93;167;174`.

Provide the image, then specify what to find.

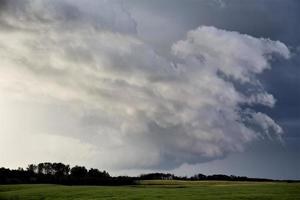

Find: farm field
0;180;299;200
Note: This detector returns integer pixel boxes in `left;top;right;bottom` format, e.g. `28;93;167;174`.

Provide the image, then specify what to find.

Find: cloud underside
0;0;290;169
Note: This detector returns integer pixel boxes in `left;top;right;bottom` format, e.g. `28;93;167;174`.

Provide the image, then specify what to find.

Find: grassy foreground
0;180;299;200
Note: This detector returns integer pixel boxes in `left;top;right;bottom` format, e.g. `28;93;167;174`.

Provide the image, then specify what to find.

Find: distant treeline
140;172;273;182
0;163;134;185
0;163;296;185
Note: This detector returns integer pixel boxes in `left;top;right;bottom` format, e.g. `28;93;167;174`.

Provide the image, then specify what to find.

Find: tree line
0;162;293;185
0;163;133;185
139;172;273;182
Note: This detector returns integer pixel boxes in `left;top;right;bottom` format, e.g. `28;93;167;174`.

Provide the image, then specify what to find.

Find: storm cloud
0;0;291;170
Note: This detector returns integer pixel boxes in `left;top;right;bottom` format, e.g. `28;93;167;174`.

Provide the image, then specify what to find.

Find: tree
38;163;45;174
43;162;54;175
27;164;38;174
71;166;87;177
88;168;110;178
191;173;206;180
52;163;70;176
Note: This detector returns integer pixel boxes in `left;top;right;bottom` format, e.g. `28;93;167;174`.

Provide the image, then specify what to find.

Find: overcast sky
0;0;299;180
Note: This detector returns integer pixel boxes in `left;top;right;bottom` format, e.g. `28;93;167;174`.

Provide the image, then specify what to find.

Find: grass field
0;180;299;200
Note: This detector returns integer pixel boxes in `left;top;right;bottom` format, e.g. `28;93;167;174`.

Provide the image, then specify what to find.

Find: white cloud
172;26;290;83
0;0;290;170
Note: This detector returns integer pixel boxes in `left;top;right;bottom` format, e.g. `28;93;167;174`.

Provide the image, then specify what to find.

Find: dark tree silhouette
71;166;88;177
88;168;110;178
52;163;70;176
37;163;45;174
27;164;37;174
191;173;206;180
140;173;174;180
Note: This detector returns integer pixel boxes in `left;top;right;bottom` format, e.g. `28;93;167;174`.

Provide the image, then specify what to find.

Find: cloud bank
0;0;290;170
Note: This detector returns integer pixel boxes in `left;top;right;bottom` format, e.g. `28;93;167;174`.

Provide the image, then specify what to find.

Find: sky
0;0;299;180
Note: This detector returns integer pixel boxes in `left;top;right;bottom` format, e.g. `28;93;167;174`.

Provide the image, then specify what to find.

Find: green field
0;180;299;200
